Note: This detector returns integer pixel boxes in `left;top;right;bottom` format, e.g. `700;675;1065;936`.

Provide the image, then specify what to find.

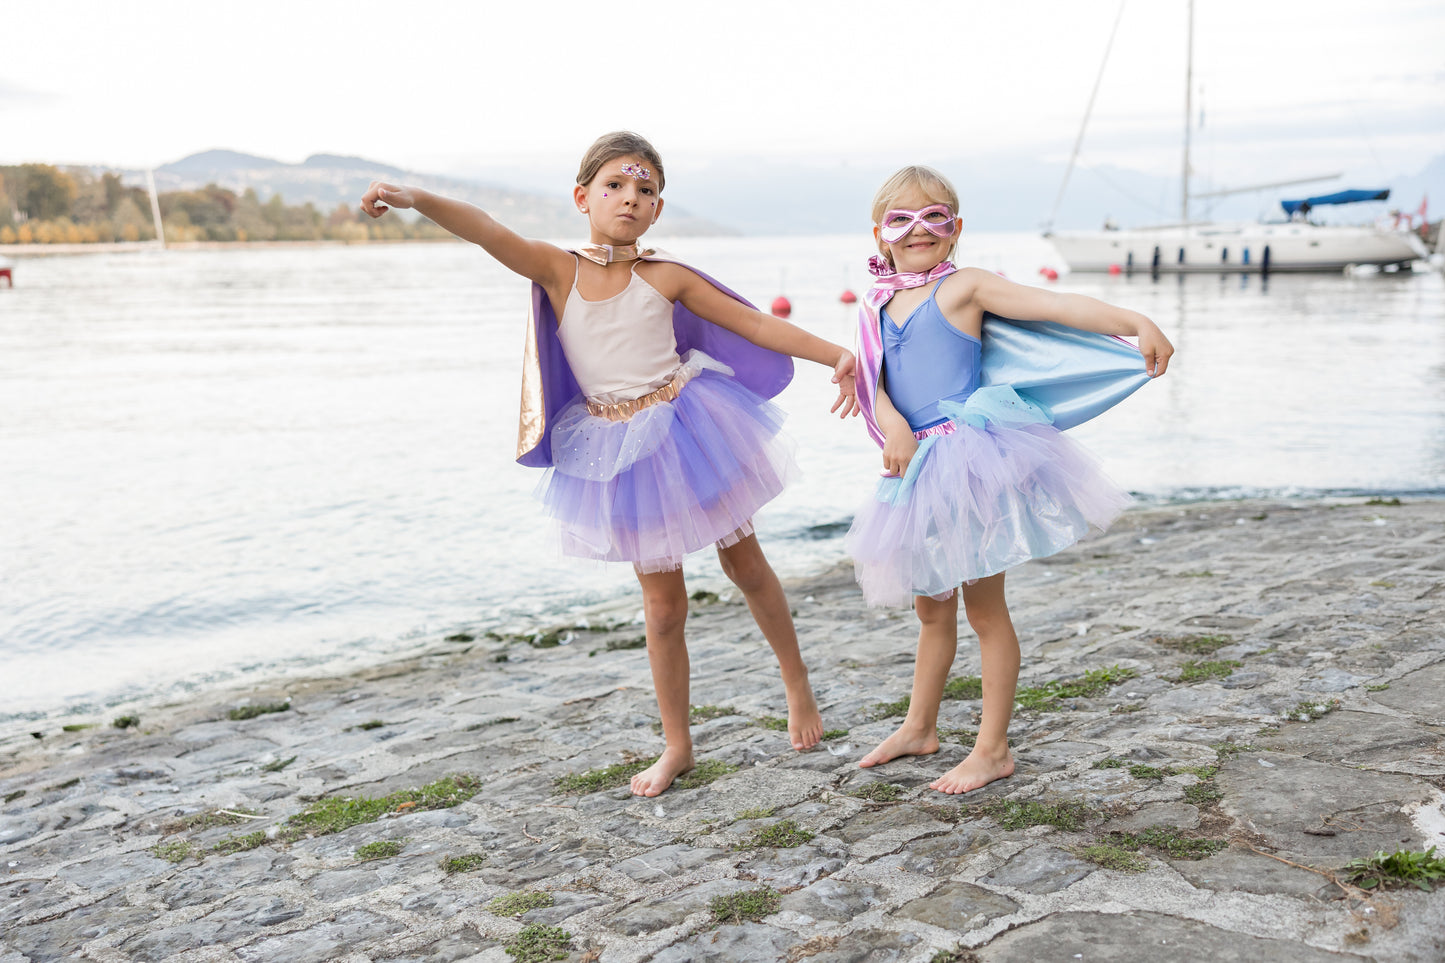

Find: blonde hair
576;131;666;192
870;165;960;265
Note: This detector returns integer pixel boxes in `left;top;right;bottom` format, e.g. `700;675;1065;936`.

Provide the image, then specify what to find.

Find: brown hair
576;131;666;192
870;165;960;265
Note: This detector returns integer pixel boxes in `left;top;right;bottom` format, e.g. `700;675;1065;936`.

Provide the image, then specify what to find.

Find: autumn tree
15;164;77;221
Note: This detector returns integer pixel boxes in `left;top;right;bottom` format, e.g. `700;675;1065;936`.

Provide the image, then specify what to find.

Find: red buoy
839;290;857;304
1107;263;1122;275
770;295;792;318
1038;267;1059;281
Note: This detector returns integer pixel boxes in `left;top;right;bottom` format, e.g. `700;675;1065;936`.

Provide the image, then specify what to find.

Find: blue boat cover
1281;189;1390;216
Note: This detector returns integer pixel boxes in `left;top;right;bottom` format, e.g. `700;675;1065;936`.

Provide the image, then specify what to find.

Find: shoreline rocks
3;498;1443;961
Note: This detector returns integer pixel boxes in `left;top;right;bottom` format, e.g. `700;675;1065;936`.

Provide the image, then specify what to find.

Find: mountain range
124;148;1444;238
143;150;730;238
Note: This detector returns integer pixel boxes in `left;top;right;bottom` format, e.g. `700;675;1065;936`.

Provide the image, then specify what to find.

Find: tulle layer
536;357;796;572
845;396;1129;606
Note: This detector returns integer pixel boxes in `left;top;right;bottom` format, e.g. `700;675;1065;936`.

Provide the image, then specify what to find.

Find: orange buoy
839;290;857;304
1038;267;1059;281
770;296;792;318
1108;263;1122;275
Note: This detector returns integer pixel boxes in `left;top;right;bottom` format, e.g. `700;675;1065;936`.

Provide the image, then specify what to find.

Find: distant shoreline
0;239;466;257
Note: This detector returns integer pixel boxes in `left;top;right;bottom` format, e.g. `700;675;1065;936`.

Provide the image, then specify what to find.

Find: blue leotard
880;280;981;432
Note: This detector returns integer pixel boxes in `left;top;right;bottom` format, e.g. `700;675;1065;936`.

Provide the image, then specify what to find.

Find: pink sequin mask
879;204;957;244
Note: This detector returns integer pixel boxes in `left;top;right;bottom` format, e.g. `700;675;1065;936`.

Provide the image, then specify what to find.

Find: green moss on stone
1152;633;1233;654
1104;827;1226;860
1074;843;1150;872
213;831;268;855
967;799;1092;832
849;783;906;802
743;819;815;848
1284;698;1341;722
1174;660;1241;683
942;675;983;700
228;701;290;721
1184;782;1224;805
1016;666;1138;712
554;758;656;795
709;886;781;924
286;774;480;837
355;839;404;861
1342;847;1445;892
689;704;738;723
490;890;556;917
504;924;572;962
440;853;488;873
152;840;199;863
677;759;738;789
870;695;911;719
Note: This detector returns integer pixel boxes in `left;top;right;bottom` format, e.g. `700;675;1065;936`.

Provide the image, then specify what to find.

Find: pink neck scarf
864;256;957;308
854;257;958;448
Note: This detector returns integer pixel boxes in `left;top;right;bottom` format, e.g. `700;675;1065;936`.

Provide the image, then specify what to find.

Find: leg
716;531;823;750
931;572;1018;794
859;591;959;768
630;566;696;796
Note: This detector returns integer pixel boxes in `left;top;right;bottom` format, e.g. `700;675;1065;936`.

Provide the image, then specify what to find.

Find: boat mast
1181;0;1193;225
146;169;166;249
1044;0;1127;232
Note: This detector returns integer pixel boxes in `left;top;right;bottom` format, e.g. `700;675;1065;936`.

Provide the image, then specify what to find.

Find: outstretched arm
360;181;571;290
653;264;858;413
948;267;1175;377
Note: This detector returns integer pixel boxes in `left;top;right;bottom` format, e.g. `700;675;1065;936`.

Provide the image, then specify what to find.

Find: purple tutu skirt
845;388;1129;607
535;353;796;572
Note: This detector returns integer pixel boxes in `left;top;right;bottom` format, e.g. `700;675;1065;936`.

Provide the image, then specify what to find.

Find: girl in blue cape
360;132;857;796
846;165;1173;794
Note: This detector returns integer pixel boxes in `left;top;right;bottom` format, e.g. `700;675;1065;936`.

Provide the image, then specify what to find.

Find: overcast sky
6;0;1443;187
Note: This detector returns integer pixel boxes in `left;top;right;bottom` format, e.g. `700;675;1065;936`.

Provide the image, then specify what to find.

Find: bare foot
630;746;695;797
858;725;939;768
930;746;1015;794
785;681;824;750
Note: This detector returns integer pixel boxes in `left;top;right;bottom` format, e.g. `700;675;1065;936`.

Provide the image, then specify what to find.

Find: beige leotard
556;260;682;405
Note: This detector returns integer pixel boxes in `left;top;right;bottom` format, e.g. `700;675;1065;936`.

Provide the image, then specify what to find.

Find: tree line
0;164;449;244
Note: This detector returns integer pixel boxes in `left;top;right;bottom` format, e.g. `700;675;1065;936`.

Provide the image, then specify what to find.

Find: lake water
3;235;1442;731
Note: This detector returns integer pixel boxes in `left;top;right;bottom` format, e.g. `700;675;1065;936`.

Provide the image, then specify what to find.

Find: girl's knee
644;592;688;637
717;539;774;593
963;599;1014;640
914;593;958;628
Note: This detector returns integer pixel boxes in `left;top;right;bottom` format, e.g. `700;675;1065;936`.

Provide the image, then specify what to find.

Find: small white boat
1043;1;1429;275
1049;210;1428;275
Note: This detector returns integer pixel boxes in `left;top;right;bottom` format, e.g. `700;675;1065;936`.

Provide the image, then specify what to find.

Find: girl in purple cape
846;166;1173;794
360;132;857;796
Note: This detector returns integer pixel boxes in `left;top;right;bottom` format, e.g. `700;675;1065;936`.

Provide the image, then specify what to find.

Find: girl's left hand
1139;323;1175;377
830;350;860;417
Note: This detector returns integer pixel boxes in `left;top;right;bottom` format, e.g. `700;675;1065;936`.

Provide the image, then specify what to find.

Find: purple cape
516;252;794;467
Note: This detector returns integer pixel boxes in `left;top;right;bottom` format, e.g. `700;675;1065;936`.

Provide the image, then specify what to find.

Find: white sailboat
1044;1;1428;275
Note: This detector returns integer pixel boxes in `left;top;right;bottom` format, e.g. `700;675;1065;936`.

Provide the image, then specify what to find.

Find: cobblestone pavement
4;498;1444;962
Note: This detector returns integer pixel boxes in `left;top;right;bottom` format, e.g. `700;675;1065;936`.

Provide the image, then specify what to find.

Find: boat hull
1048;222;1427;274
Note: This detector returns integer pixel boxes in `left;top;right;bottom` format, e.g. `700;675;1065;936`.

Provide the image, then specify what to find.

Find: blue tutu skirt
535;352;796;572
844;386;1129;607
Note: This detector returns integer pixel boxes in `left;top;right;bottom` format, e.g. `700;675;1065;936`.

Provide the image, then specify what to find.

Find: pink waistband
913;421;958;440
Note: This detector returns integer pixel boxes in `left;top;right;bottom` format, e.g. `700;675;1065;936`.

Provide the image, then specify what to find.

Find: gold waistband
585;368;695;422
